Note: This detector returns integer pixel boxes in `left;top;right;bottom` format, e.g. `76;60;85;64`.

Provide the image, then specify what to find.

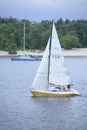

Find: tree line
0;17;87;54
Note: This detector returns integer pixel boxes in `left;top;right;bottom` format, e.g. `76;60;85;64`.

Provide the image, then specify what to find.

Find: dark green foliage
0;17;87;53
60;35;82;49
8;42;17;54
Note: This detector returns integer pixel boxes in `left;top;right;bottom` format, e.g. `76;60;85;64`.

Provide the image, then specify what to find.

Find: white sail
31;22;71;91
49;23;71;85
30;22;80;97
31;39;50;91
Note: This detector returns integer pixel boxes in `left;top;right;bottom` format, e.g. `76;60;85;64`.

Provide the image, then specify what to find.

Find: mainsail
31;22;71;91
49;23;70;85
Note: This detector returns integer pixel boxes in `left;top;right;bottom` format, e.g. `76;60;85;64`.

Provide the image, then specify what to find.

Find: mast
48;20;54;83
23;22;25;55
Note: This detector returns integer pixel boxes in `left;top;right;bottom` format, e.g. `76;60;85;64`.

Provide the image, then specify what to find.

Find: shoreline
0;48;87;57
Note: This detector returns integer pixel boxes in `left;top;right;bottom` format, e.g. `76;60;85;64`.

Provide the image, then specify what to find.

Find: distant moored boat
11;22;41;61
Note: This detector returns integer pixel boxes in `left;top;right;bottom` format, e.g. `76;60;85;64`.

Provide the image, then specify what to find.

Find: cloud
0;0;87;10
0;0;85;8
0;0;87;21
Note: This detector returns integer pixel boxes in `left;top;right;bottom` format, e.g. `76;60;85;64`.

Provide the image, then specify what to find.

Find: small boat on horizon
30;21;80;97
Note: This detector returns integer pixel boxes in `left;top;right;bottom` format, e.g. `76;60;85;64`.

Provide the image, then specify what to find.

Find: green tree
8;42;17;54
0;17;87;51
60;35;81;49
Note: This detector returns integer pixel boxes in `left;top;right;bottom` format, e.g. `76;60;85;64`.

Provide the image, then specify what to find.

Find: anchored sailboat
30;21;80;97
11;22;41;61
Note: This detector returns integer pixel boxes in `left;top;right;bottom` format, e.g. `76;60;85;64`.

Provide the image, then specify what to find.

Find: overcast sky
0;0;87;21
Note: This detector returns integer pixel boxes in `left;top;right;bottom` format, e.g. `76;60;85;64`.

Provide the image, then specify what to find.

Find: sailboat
30;21;80;97
11;22;41;61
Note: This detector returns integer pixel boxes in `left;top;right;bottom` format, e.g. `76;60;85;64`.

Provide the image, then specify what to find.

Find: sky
0;0;87;22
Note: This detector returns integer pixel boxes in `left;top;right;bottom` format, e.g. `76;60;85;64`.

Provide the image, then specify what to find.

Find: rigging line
24;22;25;54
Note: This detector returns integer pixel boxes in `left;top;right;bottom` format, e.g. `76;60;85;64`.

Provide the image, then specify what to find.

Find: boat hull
11;57;41;61
30;89;80;97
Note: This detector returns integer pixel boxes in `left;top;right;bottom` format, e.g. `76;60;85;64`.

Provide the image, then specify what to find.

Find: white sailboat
11;22;41;61
30;21;80;97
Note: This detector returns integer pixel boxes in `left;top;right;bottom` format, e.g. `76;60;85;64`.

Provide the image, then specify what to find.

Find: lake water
0;57;87;130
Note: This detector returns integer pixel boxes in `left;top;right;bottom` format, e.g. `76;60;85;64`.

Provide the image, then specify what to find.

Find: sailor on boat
53;84;71;91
